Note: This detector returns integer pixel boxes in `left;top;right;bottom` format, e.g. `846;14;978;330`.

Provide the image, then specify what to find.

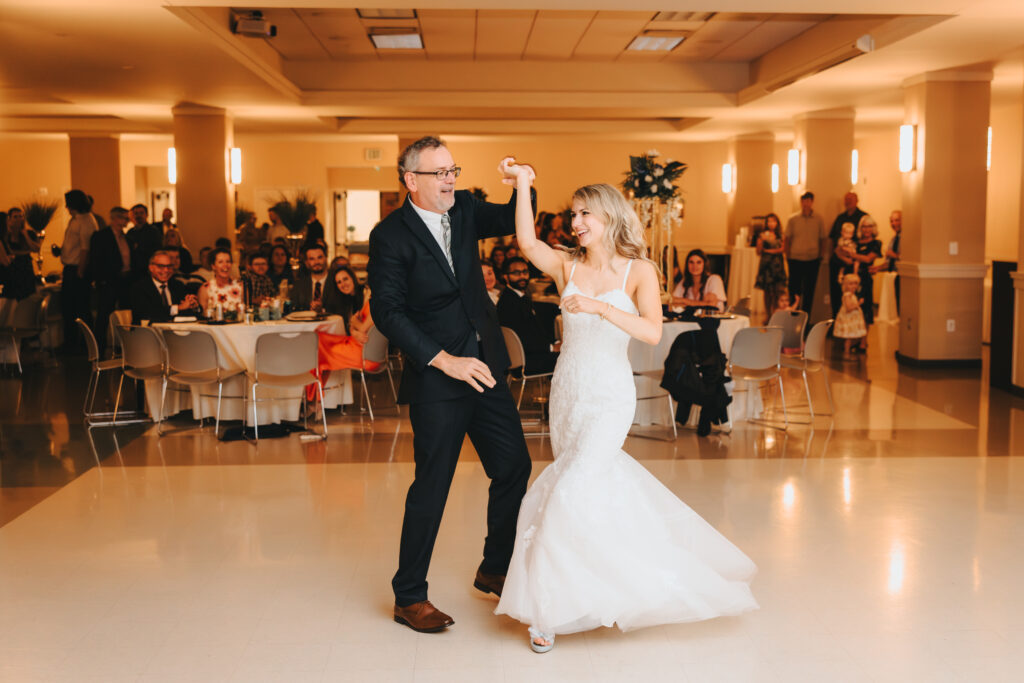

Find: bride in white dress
493;159;758;652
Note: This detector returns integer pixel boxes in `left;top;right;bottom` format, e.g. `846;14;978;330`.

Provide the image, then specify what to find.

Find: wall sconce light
898;124;916;173
721;163;734;193
771;163;780;194
167;147;177;185
787;149;800;186
230;147;242;184
987;126;992;172
850;149;859;186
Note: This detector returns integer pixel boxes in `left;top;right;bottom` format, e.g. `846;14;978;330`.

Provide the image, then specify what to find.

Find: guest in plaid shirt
241;252;277;304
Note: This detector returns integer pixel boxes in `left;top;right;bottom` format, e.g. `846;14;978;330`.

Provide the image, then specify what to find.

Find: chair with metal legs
781;319;835;422
0;293;46;374
501;326;554;410
113;326;168;428
76;318;146;426
767;309;808;355
355;325;399;420
728;326;787;431
246;330;326;441
160;328;244;437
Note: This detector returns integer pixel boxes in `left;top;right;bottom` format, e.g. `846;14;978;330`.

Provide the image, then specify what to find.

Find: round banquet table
149;317;354;425
628;315;755;428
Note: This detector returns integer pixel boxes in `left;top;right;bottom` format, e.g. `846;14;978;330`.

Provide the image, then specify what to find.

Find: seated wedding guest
330;254;350;270
127;204;163;283
292;243;329;311
497;257;559;375
268;244;294;290
481;258;502;305
130;250;200;324
162;228;193;273
193;246;214;281
197;248;243;313
88;206;133;355
4;207;40;301
490;244;507;273
671;248;726;312
240;252;277;304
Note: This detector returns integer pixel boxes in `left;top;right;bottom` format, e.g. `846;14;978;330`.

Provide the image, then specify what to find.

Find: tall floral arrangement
622;150;687;202
20;199;59;235
272;190;318;234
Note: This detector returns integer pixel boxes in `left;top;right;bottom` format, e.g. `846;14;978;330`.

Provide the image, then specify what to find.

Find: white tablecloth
148;318;354;425
629;316;752;427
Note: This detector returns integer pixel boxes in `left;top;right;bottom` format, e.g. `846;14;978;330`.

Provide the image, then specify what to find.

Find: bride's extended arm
574;260;662;345
498;157;566;283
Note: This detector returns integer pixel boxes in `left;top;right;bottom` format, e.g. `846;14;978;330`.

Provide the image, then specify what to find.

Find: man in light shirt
59;189;98;352
784;191;828;315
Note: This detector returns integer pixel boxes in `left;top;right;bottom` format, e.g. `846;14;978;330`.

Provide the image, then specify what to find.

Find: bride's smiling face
570;200;605;249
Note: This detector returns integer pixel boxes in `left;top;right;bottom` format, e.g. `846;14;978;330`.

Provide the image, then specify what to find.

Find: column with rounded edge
171;103;234;248
69;134;123;216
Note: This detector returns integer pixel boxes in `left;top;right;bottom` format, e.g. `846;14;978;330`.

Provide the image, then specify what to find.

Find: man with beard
496;256;559;374
291;243;329;311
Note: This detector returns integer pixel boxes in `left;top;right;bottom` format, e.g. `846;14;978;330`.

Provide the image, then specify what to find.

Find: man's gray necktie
440;213;455;274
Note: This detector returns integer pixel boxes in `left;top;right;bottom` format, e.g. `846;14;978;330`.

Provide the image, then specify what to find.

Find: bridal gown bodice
495;259;758;636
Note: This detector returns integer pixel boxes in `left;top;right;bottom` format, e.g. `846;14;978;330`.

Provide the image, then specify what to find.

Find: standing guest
0;212;11;295
236;213;266;259
59;190;97;351
305;207;325;246
834;273;867;358
159;208;176;233
129;251;200;324
671;248;727;311
193;247;214;281
240;253;277;305
871;210;902;312
268;244;294;290
497;256;559;374
490;244;507;273
754;212;787;315
197;248;243;313
505;245;520;261
292;243;329;312
829;192;867;318
267;205;289;244
162;228;193;273
88;206;133;356
481;258;502;305
852;215;883;352
4;207;40;301
784;191;828;315
127;203;163;284
368;137;533;634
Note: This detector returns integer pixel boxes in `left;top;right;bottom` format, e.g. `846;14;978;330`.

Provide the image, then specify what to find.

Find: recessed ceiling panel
475;10;534;60
298;9;377;60
523;10;594;61
418;10;475;58
573;11;652;59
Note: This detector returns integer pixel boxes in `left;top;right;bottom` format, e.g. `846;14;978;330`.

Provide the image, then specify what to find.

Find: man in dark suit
497;256;559;374
368;136;533;634
130;250;200;324
291;243;329;311
88;206;133;356
127;204;163;284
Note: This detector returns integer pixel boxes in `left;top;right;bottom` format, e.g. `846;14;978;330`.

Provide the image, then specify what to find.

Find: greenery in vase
20;199;59;235
622;150;687;202
272;190;318;234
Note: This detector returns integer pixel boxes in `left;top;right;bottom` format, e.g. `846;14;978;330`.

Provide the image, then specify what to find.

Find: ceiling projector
232;12;277;38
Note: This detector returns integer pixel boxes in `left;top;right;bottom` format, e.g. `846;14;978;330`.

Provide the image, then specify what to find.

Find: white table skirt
147;318;354;425
629;316;755;427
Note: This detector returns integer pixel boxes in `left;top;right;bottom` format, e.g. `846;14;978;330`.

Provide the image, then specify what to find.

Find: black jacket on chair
129;278;196;324
368;189;534;404
496;288;558;375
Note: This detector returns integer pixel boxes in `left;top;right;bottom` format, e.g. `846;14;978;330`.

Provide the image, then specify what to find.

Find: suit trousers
94;279;125;357
393;384;531;607
61;266;92;350
787;259;820;316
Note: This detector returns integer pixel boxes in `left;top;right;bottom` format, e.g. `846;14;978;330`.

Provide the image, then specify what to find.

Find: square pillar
726;132;774;247
69;134;123;216
172;103;235;247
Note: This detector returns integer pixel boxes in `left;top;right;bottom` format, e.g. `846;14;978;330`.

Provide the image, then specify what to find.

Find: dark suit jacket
291;273;328;312
87;227;129;285
129;278;196;324
368;189;534;404
127;223;163;280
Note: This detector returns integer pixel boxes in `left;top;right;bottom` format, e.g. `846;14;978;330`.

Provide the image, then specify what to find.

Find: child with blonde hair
834;272;867;357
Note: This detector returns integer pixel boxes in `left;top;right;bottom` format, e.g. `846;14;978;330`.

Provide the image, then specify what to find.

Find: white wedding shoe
528;627;555;653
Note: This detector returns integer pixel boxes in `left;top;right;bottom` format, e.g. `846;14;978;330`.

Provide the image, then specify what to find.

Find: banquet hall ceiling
2;1;1024;139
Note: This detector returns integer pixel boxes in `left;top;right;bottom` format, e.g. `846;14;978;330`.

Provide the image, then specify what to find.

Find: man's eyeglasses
152;263;174;269
410;167;461;180
506;269;530;276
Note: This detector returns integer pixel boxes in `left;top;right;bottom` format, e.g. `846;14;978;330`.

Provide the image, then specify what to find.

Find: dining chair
161;328;245;437
356;325;399;421
728;326;787;431
247;330;326;441
113;326;168;428
501;326;554;411
0;293;47;374
781;319;835;422
76;318;147;426
109;310;132;358
767;309;809;354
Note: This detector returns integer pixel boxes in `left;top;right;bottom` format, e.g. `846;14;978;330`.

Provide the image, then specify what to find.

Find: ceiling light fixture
627;32;686;52
369;30;423;49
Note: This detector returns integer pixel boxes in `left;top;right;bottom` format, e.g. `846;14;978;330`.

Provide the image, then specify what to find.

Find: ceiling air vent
652;12;715;22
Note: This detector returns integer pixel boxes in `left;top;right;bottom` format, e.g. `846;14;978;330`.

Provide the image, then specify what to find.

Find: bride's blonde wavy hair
563;183;657;272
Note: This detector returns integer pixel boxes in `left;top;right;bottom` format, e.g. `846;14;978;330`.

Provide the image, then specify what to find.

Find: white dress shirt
152;277;180;315
409;201;453;274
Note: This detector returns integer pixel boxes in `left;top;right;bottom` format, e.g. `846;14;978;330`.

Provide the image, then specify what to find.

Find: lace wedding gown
495;261;758;635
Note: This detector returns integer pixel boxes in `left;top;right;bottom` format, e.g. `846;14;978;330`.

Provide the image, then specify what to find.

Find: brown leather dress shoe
473;569;505;597
393;601;454;633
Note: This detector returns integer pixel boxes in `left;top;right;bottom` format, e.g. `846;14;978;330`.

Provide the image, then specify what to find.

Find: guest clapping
197;248;243;313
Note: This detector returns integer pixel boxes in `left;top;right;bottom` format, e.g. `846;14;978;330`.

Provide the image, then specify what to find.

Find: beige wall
986;90;1023;264
855;127;903;251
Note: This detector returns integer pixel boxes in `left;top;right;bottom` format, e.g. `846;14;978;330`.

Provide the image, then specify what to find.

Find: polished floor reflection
2;325;1024;681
